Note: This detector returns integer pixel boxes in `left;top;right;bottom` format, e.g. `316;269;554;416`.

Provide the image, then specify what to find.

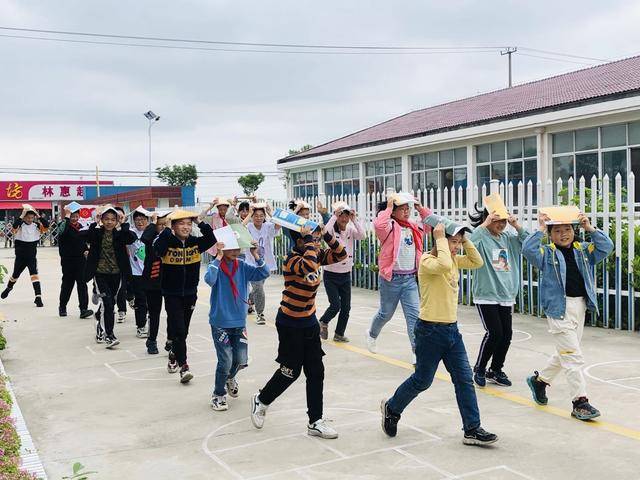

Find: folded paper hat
251;202;268;210
332;201;352;214
168;209;199;221
424;213;473;237
20;203;39;219
214;197;231;207
293;200;311;214
65;201;83;214
540;206;581;225
390;192;415;206
131;206;152;217
153;209;173;219
483;193;509;220
98;204;118;217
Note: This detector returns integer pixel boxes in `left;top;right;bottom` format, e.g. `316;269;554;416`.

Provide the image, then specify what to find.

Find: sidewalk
0;247;639;479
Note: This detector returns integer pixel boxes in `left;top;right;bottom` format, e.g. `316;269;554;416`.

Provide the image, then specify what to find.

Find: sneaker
226;377;239;398
80;309;94;319
526;371;549;406
256;313;266;325
307;418;338;439
319;322;328;340
117;311;126;323
179;364;193;384
365;329;378;354
167;352;179;373
136;327;148;338
333;334;349;343
571;397;601;421
95;323;105;344
250;392;268;429
34;297;44;307
127;297;135;309
164;340;173;353
59;306;67;317
146;339;159;355
487;369;512;387
463;427;498;446
247;305;255;315
473;367;486;388
211;395;228;411
1;287;12;299
380;399;401;437
105;335;120;349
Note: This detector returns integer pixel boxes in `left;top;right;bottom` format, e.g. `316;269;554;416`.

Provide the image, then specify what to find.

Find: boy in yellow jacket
381;217;498;446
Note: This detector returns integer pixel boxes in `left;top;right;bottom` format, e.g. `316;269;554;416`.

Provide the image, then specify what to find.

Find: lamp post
144;110;161;186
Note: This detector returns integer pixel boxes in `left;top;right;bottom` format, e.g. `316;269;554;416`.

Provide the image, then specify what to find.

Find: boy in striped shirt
251;224;346;439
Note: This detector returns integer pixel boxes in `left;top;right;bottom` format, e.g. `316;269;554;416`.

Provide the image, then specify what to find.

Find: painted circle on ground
584;359;640;393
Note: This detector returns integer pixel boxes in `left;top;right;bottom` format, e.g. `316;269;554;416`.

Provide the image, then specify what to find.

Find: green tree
156;164;198;186
238;173;265;196
288;144;313;156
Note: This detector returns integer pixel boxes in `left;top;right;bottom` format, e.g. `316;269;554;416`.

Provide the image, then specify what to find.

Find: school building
277;55;640;208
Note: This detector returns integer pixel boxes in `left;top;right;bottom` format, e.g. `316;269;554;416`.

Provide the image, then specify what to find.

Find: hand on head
433;223;446;240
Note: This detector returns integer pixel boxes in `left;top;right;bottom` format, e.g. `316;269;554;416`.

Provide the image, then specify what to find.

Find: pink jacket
374;206;432;282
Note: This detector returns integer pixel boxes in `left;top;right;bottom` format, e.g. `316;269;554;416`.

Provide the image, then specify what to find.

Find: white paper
214;225;240;250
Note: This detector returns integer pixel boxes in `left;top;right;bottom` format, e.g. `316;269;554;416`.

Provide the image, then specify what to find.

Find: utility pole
143;111;161;186
96;165;100;197
501;47;517;88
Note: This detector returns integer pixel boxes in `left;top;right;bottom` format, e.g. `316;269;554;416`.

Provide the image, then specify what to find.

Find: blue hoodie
204;257;270;328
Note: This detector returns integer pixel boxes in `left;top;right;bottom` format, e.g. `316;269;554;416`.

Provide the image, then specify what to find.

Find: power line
519;47;608;62
519;52;595;66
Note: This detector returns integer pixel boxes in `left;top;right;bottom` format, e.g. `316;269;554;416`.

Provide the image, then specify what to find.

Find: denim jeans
211;326;248;396
388;321;481;432
369;274;419;350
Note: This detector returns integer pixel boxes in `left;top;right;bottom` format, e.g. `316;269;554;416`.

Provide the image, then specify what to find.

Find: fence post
627;171;636;332
489;179;499;195
602;174;610;328
614;173;622;329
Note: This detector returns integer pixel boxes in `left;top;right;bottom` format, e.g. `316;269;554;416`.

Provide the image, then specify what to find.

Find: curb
0;357;48;479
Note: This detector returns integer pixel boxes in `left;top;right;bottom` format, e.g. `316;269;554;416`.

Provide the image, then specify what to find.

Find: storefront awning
0;201;52;210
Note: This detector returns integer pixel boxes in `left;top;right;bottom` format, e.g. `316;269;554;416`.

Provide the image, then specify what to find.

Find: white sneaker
256;313;266;325
366;329;378;354
211;395;228;411
136;327;148;338
226;377;239;398
307;418;338;439
117;311;126;323
250;392;268;429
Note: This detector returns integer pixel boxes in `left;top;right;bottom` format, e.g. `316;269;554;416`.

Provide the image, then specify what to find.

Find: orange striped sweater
278;232;347;327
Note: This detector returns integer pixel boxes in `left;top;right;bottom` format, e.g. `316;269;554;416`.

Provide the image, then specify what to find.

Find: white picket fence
267;172;638;332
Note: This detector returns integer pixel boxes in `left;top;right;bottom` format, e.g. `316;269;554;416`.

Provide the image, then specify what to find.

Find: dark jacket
153;221;216;296
84;222;137;281
57;218;88;258
141;223;163;291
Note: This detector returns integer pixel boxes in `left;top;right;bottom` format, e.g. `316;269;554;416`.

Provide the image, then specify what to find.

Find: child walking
381;220;498;446
204;240;269;411
1;204;49;307
523;212;613;420
250;225;346;439
153;209;216;384
468;200;529;388
127;207;151;338
85;206;137;348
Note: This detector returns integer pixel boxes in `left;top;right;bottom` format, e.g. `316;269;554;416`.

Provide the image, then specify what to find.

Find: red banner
0;181;112;201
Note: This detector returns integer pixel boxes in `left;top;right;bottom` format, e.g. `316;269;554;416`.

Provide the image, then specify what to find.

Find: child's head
391;203;410;222
549;223;576;248
101;211;118;231
335;209;351;230
156;216;168;232
431;231;465;257
222;248;242;261
22;212;36;224
238;202;251;220
469;203;507;235
133;211;149;229
289;200;311;219
171;218;193;239
252;207;266;226
291;226;322;250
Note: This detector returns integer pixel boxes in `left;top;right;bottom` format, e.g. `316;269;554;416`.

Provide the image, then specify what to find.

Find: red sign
0;181;112;202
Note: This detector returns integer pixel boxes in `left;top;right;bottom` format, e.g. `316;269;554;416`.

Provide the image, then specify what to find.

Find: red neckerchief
221;215;228;227
70;222;81;231
395;218;423;255
220;259;239;299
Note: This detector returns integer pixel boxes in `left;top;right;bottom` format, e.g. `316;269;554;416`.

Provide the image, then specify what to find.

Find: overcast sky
2;0;640;201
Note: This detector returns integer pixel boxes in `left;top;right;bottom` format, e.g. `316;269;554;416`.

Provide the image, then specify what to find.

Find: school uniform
57;218;91;315
141;223;165;350
127;226;149;332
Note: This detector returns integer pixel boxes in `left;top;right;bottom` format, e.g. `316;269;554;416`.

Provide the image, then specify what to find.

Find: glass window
425;171;438;191
365;158;401;194
491;142;506;161
553;155;574;184
454;168;467;190
366;162;375;176
629;121;640;146
411;155;424;171
454;147;467;166
425;152;438;168
375;161;384;176
440;149;454;167
524;136;537;157
575;153;598;183
476;165;490;190
553;132;573;154
631;148;640;202
602;150;627;183
325;169;333;181
524;159;537;203
491;162;506;182
395;158;402;170
601;124;626;148
507;139;523;159
575;128;598;151
333;167;342;180
395;174;402;190
476;144;490;163
385;159;396;174
507;161;523;184
440;168;454;191
411;173;422;192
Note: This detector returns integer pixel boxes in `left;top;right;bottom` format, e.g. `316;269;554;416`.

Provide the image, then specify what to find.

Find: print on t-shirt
491;248;510;272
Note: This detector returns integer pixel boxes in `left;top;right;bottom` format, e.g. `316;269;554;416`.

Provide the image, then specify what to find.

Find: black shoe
571;397;601;421
146;339;159;355
380;399;401;437
526;371;549;405
59;306;67;317
105;335;120;349
164;340;173;353
1;287;12;299
34;297;44;307
487;369;512;387
473;367;486;388
463;427;498;446
80;309;94;319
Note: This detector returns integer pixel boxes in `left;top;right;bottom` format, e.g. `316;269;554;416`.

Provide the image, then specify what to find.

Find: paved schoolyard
0;247;639;479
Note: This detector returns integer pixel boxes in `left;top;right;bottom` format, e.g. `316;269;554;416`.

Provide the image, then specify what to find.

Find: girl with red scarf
366;193;432;356
204;240;269;411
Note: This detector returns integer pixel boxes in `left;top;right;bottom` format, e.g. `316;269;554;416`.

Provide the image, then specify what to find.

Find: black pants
117;273;128;313
474;304;513;372
146;289;163;342
95;273;122;337
318;271;351;336
164;294;197;366
59;257;88;311
8;252;41;298
129;276;148;329
259;322;325;423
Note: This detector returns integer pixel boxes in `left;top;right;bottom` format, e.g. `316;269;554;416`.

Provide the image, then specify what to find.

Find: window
324;164;359;197
291;170;318;198
410;148;467;203
365;158;402;194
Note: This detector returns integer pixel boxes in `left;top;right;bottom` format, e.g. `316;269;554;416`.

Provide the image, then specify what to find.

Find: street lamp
144;110;161;186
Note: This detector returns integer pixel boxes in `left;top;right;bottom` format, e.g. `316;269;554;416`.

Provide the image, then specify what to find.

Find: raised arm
196;221;216;252
153;227;173;257
204;259;221;287
421;237;453;274
522;230;546;269
456;238;484;270
288;236;321;276
321;231;347;266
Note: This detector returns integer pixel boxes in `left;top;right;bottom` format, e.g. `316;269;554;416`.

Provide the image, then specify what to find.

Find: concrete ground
0;247;638;480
